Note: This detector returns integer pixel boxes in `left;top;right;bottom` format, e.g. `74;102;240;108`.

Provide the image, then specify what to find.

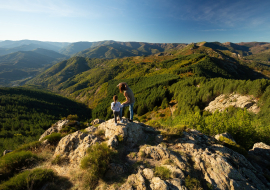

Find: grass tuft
80;143;113;189
14;141;41;152
42;133;62;145
0;168;55;190
0;151;39;181
154;166;171;180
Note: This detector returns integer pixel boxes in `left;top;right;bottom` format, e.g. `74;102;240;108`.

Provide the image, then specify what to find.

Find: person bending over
118;82;135;122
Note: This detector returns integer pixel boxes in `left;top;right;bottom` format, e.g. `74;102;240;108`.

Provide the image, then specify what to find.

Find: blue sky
0;0;270;43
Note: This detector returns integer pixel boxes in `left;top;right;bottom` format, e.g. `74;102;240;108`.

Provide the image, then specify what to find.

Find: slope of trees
0;87;91;154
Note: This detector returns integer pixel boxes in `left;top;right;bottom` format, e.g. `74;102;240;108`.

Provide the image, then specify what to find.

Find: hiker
118;82;135;122
111;95;123;126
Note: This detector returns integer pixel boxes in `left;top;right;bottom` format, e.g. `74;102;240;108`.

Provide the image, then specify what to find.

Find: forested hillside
0;87;91;154
25;41;270;151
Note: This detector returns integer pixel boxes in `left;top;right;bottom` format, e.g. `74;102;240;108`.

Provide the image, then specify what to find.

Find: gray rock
150;177;168;190
107;135;118;148
155;134;163;143
84;126;97;133
143;168;154;180
205;93;259;114
53;131;99;165
98;118;146;147
39;119;69;141
91;119;105;125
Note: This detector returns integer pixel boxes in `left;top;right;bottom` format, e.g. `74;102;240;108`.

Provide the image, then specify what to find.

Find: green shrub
60;125;78;134
80;143;113;189
0;151;38;181
0;168;55;190
185;175;203;190
14;141;41;152
42;133;62;144
67;114;79;121
154;166;171;180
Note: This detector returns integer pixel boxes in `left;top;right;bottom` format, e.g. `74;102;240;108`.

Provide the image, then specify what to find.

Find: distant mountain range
1;39;270;87
0;48;67;85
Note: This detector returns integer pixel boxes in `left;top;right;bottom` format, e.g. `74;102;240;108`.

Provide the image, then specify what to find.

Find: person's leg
113;111;117;124
129;103;134;121
120;104;129;122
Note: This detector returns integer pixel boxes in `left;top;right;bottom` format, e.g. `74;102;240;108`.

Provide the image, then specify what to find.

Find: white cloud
0;0;87;17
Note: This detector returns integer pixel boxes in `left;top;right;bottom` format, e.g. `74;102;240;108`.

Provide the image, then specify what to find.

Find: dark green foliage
0;151;38;181
0;87;91;154
0;168;55;190
80;143;113;189
66;114;79;120
42;133;62;145
161;98;169;109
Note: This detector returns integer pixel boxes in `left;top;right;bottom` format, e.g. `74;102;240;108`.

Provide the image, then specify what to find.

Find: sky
0;0;270;43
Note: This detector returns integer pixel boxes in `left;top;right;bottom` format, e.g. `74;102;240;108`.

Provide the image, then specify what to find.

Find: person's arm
111;102;115;110
122;91;130;105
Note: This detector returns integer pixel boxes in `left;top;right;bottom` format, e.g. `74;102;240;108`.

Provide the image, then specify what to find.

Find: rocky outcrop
121;129;270;190
36;119;270;189
98;118;145;147
53;131;99;164
205;93;260;114
173;129;269;189
39;120;69;141
140;144;170;160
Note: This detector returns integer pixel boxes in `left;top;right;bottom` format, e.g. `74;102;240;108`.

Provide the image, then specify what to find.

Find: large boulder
39;120;69;141
249;142;270;167
53;131;99;164
98;118;145;147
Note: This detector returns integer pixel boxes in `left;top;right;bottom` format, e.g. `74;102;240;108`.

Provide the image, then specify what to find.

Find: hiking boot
128;119;133;122
120;119;124;123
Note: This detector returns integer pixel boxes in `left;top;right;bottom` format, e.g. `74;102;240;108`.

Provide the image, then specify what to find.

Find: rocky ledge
37;118;270;189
